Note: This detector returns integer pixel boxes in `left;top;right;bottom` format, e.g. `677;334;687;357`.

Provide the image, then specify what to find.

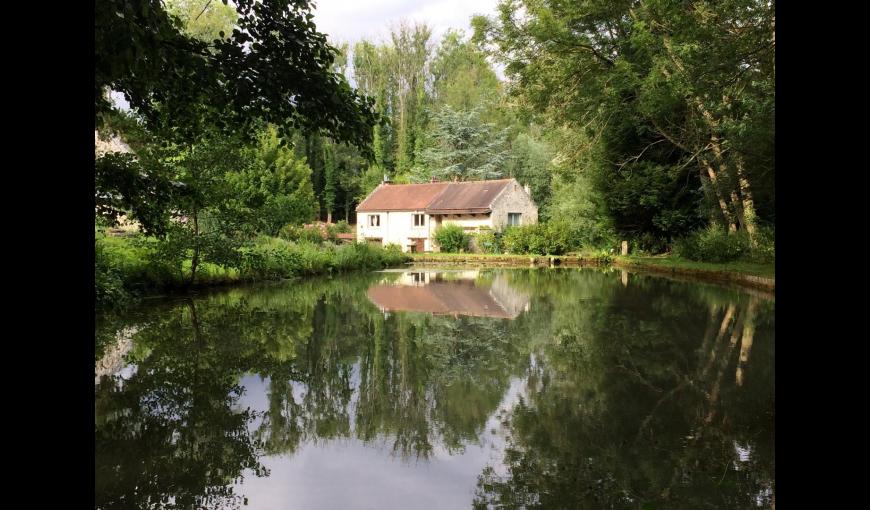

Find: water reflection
367;270;531;318
95;269;774;509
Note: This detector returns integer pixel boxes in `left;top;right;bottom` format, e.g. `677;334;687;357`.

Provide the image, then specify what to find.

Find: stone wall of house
490;181;539;230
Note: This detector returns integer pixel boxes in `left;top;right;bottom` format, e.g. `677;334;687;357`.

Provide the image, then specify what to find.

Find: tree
228;126;318;235
155;128;252;284
96;0;379;152
418;106;508;181
473;0;774;248
431;29;504;126
165;0;238;44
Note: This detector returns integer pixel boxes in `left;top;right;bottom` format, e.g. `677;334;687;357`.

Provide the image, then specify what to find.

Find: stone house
356;178;538;252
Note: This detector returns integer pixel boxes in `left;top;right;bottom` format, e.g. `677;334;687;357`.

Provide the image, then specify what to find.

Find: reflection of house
367;271;531;319
356;178;538;252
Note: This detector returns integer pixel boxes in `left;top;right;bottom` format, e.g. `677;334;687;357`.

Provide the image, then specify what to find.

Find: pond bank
409;253;775;293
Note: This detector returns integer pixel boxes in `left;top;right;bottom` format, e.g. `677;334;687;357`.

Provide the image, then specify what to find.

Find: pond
95;268;774;509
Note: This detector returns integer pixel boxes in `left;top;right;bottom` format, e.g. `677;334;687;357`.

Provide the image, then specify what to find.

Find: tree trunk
734;155;759;247
189;208;199;286
700;158;737;232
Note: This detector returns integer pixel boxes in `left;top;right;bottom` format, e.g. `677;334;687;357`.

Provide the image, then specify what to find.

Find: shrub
633;232;670;255
673;224;749;263
334;220;352;233
238;237;410;279
748;226;775;264
434;224;470;253
502;223;574;255
476;229;503;254
279;224;324;244
95;238;133;309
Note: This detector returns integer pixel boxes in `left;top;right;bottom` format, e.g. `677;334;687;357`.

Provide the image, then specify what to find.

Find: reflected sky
95;268;774;510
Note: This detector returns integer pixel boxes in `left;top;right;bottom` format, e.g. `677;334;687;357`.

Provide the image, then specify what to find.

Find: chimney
524;184;531;196
430;176;437;183
383;173;391;185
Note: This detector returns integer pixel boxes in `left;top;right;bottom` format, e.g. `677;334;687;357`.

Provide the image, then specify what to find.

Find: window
413;214;425;226
369;214;380;227
508;213;522;226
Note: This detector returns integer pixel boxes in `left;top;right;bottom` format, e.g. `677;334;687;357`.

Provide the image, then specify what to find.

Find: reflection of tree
96;269;773;508
95;300;271;510
473;273;775;509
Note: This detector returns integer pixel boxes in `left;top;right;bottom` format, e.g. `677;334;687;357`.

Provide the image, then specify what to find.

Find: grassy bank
410;252;612;266
96;234;409;308
614;255;775;278
409;251;774;292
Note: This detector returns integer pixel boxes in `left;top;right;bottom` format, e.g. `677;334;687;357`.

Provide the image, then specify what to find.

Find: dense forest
95;0;774;305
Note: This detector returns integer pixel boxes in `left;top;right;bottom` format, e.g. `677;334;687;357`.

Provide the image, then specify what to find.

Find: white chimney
523;184;531;196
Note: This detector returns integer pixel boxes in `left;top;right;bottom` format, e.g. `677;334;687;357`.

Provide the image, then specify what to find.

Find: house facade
356;178;538;252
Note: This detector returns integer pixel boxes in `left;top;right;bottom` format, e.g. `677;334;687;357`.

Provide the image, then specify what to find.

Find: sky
310;0;501;47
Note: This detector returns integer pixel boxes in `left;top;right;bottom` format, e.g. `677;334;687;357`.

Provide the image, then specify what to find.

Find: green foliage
94;151;175;237
673;223;775;264
502;223;577;255
475;229;503;254
673;225;749;263
165;0;237;44
547;172;615;249
96;0;379;153
95;234;134;309
418;106;508;182
96;233;409;301
278;225;325;244
238;237;409;279
475;0;775;245
334;220;352;233
434;224;470;253
228;126;318;235
506;133;553;216
431;29;503;121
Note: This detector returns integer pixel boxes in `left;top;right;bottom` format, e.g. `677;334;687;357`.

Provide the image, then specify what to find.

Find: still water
95;268;774;509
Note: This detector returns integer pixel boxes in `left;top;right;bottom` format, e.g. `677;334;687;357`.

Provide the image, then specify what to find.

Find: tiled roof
425;179;513;214
356;182;450;211
356;179;515;213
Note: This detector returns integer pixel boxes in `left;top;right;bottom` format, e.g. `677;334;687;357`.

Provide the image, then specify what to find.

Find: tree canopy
95;0;380;151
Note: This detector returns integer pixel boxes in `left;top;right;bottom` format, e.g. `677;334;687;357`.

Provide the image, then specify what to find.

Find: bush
673;224;750;263
502;222;575;255
279;224;324;244
434;224;470;253
334;220;352;233
95;238;133;309
748;226;775;264
476;229;503;254
633;232;670;255
238;237;410;279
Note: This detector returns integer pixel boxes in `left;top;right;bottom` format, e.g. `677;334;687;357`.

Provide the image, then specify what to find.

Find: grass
615;255;775;279
410;251;774;280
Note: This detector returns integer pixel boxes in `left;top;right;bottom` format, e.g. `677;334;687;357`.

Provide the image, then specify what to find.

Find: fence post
621;241;629;256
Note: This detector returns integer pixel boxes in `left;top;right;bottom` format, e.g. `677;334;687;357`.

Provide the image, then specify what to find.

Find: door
414;238;425;253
